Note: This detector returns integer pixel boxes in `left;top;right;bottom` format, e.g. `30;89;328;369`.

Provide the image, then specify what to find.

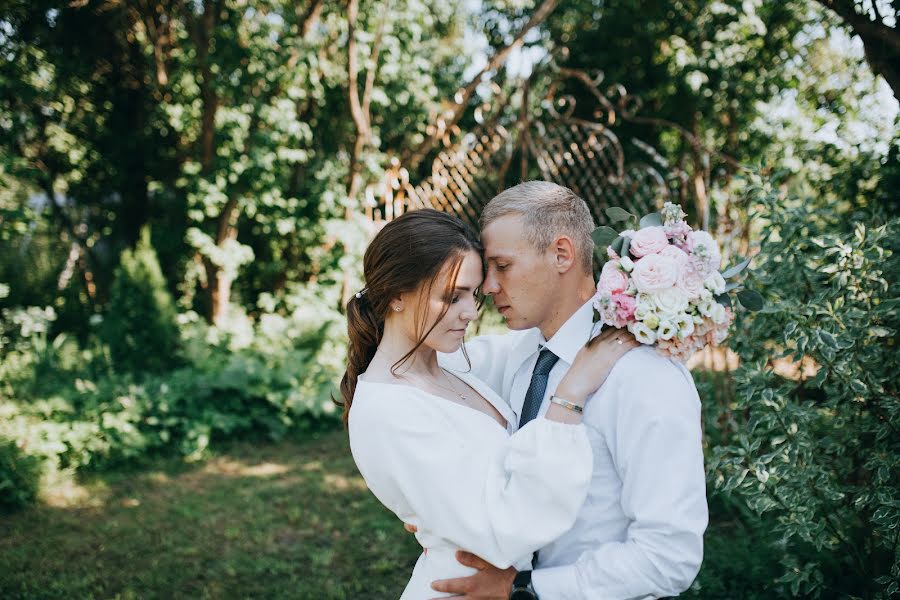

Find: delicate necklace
402;367;469;403
438;368;470;403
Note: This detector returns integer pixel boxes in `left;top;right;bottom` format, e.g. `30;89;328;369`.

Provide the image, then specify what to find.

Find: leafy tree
0;1;472;323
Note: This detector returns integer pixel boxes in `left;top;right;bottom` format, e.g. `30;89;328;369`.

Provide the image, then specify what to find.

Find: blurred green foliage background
0;1;897;598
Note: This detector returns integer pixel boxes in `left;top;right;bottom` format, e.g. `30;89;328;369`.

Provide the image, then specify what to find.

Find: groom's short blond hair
480;181;595;273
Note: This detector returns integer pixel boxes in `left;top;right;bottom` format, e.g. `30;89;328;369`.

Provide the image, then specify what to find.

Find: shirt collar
538;299;595;366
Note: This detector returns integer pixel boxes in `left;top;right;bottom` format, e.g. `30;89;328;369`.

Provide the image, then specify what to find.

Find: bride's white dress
348;367;593;599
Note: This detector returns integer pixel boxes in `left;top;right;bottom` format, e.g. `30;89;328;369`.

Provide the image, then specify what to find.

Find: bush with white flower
592;202;762;362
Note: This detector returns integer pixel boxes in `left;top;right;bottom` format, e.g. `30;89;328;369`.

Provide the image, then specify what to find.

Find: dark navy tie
518;348;560;428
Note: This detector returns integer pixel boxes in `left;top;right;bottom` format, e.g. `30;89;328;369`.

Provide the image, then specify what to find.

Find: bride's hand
555;327;640;404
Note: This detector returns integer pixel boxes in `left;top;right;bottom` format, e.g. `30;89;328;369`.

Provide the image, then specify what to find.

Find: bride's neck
370;322;440;378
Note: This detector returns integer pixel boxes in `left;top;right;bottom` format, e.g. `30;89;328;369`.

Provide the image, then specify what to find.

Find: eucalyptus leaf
724;281;741;292
722;256;752;279
605;206;637;223
591;226;619;247
610;235;625;256
715;293;732;308
639;212;663;229
737;289;764;311
620;236;631;258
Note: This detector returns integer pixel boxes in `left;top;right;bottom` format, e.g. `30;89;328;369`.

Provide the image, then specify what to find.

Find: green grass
0;430;420;599
1;426;783;599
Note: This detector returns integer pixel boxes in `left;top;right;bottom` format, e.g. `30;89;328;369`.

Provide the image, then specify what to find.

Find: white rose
628;321;657;345
699;288;713;301
620;256;635;272
657;320;677;341
704;271;727;294
653;286;690;317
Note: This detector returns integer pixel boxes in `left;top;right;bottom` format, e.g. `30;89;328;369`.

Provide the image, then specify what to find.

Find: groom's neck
537;277;596;341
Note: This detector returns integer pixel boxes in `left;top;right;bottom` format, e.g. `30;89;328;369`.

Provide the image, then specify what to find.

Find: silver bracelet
550;395;584;414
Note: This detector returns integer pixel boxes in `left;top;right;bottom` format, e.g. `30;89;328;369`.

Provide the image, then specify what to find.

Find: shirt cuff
531;564;581;600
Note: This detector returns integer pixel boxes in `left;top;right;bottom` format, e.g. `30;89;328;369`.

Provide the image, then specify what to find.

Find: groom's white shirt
440;300;708;599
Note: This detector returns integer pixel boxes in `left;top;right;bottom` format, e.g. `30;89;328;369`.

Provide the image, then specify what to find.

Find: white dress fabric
348;367;593;599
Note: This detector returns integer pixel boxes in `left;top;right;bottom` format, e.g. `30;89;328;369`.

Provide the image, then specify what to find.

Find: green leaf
737;289;764;311
620;236;631;258
610;235;626;256
715;293;732;308
818;330;837;349
591;226;619;247
639;212;663;229
605;206;637;223
722;256;752;279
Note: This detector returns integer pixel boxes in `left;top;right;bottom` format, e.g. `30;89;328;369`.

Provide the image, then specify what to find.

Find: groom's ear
551;235;577;273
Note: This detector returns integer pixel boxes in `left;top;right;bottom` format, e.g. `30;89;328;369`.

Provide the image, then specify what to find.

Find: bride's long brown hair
337;209;482;425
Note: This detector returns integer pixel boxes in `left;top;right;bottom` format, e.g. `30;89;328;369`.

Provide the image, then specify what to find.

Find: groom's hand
430;550;516;599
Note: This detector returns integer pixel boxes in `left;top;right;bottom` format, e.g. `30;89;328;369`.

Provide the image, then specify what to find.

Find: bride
340;209;636;599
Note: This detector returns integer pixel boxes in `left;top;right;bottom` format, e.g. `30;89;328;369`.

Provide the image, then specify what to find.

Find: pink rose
631;254;678;292
629;226;670;257
598;261;628;295
660;245;689;265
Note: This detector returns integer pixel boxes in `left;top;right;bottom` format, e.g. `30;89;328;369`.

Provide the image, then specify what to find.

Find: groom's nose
482;270;500;295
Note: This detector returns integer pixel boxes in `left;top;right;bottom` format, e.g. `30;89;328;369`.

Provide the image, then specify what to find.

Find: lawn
1;425;781;600
0;429;419;599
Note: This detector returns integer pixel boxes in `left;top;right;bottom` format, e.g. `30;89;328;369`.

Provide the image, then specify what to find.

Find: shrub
706;175;899;599
0;437;42;512
103;227;180;374
0;280;346;476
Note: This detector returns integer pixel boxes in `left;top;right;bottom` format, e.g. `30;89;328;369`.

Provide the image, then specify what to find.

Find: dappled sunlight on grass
199;457;292;478
40;468;112;509
323;472;368;492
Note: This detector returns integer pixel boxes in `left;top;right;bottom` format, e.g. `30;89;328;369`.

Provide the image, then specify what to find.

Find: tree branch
298;0;324;38
346;0;390;200
401;0;562;171
817;0;900;53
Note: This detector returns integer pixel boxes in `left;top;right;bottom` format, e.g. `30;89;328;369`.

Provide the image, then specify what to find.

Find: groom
433;181;708;599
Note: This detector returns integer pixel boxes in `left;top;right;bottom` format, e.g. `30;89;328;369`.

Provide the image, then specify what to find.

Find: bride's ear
390;294;405;313
552;235;577;273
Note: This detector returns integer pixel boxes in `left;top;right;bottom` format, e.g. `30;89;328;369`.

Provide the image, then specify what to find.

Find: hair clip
355;288;368;299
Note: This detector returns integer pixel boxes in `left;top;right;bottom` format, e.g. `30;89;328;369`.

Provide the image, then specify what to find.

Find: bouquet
591;202;762;362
